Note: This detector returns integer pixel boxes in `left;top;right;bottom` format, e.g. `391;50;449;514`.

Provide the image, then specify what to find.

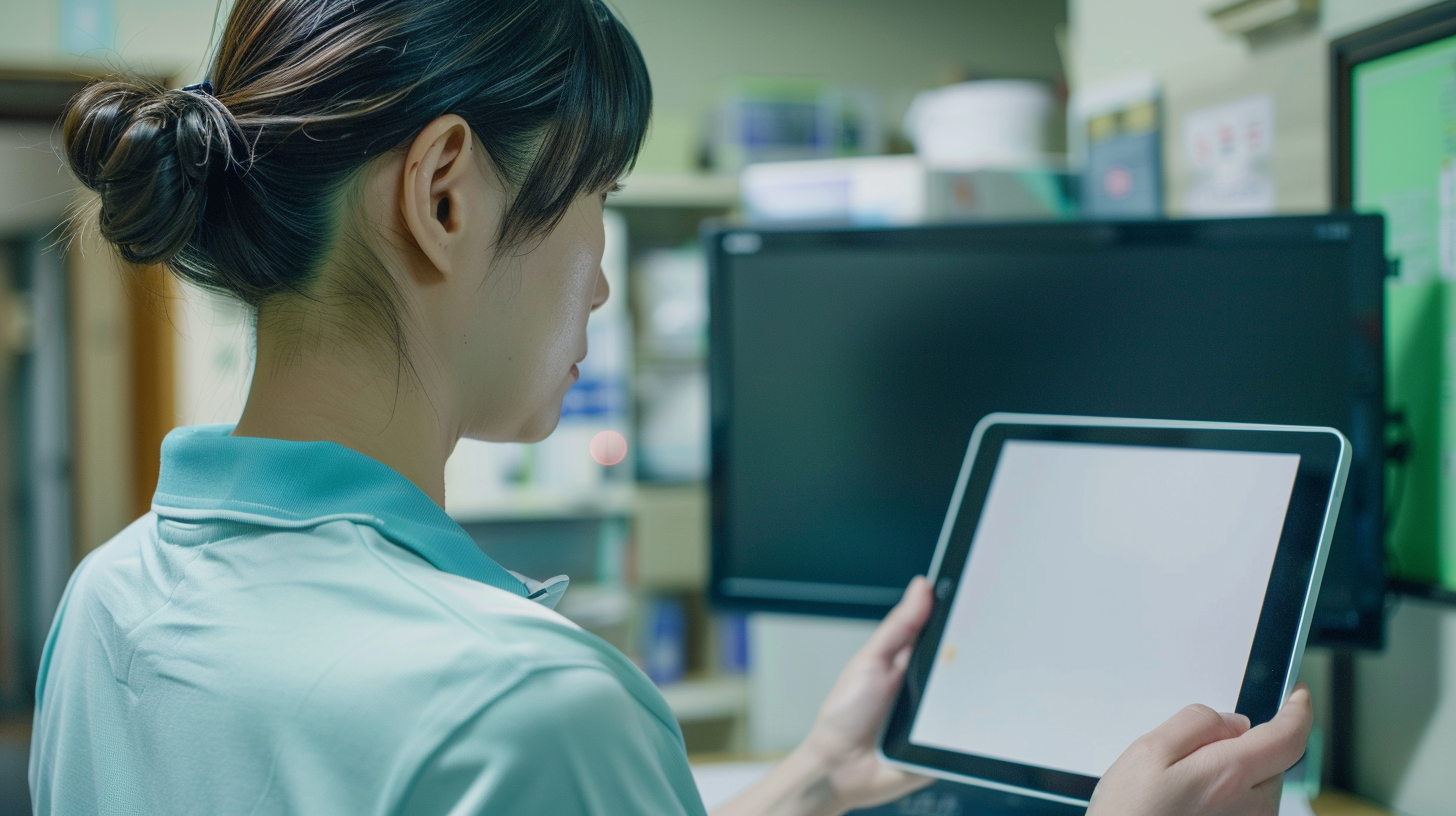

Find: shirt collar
151;425;533;600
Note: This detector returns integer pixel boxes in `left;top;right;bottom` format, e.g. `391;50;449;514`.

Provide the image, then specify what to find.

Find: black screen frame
706;215;1387;646
878;418;1348;804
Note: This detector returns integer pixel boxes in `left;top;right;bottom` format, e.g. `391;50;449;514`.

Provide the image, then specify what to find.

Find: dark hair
63;0;650;317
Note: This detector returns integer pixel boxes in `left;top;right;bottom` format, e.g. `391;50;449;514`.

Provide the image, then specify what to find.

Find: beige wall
614;0;1064;131
0;0;216;79
616;0;1066;110
0;0;1067;173
6;0;1067;94
1071;0;1441;90
1070;2;1453;813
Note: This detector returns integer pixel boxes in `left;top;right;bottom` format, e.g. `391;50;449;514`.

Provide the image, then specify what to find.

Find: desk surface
1313;790;1394;816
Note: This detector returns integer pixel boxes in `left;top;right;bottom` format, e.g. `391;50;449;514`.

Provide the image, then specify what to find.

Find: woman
32;0;1311;813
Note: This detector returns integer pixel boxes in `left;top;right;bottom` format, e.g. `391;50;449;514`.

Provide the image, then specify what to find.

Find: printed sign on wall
1183;94;1276;217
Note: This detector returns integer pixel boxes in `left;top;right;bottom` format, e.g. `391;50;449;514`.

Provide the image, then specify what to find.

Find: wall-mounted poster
1182;94;1276;217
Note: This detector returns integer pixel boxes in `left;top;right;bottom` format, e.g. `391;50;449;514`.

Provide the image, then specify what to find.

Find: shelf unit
662;675;750;755
659;675;748;722
611;173;740;209
446;485;636;525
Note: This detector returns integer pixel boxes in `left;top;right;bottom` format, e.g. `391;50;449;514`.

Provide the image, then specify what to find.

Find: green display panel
1355;32;1456;590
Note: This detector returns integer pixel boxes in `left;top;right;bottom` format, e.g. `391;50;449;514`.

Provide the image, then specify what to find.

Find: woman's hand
711;577;935;816
1088;685;1313;816
798;576;936;811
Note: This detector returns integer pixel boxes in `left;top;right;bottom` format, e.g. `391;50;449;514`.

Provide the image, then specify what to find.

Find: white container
904;80;1055;169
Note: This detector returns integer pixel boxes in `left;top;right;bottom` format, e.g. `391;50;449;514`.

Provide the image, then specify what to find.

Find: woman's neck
231;329;455;507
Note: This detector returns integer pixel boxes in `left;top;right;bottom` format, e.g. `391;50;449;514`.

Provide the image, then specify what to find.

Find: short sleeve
396;666;709;816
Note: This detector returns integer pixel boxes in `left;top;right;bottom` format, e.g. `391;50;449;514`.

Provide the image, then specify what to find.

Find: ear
399;114;477;277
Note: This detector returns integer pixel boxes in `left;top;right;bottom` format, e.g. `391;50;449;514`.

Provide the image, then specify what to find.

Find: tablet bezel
878;413;1350;805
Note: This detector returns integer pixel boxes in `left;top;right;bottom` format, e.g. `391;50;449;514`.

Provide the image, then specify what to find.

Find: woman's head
63;0;649;442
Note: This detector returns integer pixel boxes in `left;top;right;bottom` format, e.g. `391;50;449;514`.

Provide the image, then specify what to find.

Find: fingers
1218;685;1313;782
1095;689;1313;816
1137;703;1247;766
861;577;933;665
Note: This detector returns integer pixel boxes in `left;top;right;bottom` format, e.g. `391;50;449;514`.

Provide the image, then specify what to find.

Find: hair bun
63;78;241;266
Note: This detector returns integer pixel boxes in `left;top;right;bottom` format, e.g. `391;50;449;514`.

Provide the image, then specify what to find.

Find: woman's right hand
1088;685;1313;816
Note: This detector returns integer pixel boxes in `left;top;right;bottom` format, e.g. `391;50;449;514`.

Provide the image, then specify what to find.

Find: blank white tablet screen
908;440;1300;778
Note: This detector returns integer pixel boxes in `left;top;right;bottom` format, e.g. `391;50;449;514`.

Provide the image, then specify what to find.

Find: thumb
1201;685;1313;783
861;576;933;666
1136;704;1249;766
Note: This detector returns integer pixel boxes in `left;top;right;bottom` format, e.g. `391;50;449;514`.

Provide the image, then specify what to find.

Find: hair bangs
498;0;651;250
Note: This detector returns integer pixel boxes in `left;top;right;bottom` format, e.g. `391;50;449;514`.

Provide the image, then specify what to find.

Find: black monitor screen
708;216;1387;647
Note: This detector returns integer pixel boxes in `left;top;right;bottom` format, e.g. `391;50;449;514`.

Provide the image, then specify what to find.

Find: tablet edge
873;750;1095;807
1279;426;1351;709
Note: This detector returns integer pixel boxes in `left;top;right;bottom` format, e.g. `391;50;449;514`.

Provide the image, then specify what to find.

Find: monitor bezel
705;215;1387;644
877;414;1350;805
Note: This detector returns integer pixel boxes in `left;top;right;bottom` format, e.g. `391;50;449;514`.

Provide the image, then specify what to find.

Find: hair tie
180;80;214;96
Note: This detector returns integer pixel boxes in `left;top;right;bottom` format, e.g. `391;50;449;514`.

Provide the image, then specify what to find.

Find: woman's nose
591;266;610;312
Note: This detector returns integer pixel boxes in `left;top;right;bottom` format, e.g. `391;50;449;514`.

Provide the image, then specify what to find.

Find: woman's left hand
798;575;936;812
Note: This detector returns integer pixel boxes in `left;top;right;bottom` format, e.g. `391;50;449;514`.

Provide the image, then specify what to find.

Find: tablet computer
878;413;1350;805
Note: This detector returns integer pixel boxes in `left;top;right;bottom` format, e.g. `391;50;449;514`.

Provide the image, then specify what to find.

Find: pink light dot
590;430;628;466
1103;164;1133;200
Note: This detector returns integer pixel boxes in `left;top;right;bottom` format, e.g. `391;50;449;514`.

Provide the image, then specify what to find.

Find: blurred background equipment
633;245;710;482
709;78;882;173
903;79;1058;169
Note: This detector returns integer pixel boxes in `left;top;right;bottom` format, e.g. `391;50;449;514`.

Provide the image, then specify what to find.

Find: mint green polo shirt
30;425;707;816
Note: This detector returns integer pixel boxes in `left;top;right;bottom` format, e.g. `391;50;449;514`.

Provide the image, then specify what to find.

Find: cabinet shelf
659;675;748;722
447;485;636;524
610;173;739;209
